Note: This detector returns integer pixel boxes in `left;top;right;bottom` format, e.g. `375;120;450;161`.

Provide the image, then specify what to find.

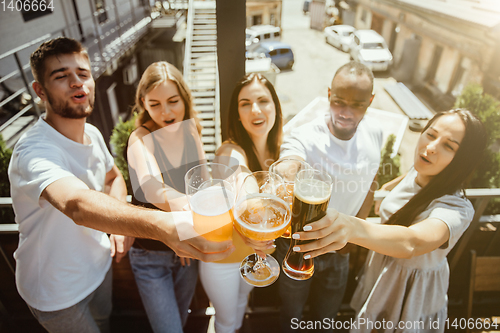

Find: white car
246;25;281;48
349;30;393;71
324;25;356;52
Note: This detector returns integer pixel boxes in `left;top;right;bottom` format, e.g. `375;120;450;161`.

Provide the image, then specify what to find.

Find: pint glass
185;163;236;242
269;158;312;238
234;171;291;287
282;169;332;280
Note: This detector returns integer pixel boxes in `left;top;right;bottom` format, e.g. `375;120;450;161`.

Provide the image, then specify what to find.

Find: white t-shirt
8;116;114;312
281;112;383;216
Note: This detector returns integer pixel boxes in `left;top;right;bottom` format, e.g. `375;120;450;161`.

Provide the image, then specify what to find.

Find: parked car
349;29;393;71
247;41;294;69
246;25;281;48
324;25;356;52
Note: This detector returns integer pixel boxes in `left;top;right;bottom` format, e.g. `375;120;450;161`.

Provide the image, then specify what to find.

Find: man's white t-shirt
281;113;383;216
8;116;114;312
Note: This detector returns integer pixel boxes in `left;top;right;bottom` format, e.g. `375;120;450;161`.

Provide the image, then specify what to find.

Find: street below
274;0;420;173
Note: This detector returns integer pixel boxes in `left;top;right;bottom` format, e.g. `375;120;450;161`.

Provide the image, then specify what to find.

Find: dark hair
133;61;201;134
333;61;374;90
30;37;89;87
387;109;487;227
226;73;283;171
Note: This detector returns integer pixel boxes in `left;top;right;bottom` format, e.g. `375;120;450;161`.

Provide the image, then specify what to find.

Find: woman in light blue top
292;109;487;332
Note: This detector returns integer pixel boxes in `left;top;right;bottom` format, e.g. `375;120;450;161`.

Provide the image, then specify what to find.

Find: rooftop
397;0;500;28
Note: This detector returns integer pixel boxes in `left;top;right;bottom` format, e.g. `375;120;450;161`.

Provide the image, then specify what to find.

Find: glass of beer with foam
233;171;291;287
185;163;236;242
282;169;332;280
269;158;312;238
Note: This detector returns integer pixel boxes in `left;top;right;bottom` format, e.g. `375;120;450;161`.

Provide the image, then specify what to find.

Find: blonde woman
125;61;204;333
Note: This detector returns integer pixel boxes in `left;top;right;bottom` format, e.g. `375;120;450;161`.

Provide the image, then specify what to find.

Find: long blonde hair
132;61;201;133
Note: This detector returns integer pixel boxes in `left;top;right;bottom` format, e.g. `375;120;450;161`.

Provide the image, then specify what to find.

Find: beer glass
269;158;312;238
233;171;291;287
282;169;333;280
185;163;236;242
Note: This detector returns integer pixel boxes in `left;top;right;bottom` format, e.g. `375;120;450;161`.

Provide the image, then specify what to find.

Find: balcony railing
0;1;169;147
2;188;500;272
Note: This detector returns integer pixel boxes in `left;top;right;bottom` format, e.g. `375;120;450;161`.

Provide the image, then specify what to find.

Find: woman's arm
292;209;450;259
215;143;252;190
127;130;188;212
215;143;275;255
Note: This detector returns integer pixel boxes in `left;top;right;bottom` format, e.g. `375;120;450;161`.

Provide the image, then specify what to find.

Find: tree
369;134;401;217
377;134;401;189
0;134;14;222
109;114;137;195
455;83;500;214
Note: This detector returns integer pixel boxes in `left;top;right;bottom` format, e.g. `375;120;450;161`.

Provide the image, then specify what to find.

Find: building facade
0;0;185;146
351;0;500;109
246;0;282;28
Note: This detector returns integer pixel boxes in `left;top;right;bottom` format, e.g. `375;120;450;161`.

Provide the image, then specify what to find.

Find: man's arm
356;176;378;220
41;176;234;261
104;165;135;263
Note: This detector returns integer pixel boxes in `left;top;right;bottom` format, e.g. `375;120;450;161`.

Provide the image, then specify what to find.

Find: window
264;33;271;39
363;43;384;49
274;32;281;38
255;47;267;54
95;0;108;24
279;49;290;55
253;15;262;26
269;50;278;57
21;2;54;22
361;9;367;23
426;44;443;83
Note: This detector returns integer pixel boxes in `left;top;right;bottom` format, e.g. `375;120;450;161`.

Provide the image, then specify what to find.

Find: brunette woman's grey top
350;167;474;333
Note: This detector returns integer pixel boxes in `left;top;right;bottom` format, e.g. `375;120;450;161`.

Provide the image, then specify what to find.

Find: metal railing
1;188;499;321
0;0;166;146
2;188;499;254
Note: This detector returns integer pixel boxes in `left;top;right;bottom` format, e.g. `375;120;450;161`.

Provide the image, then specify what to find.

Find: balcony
0;1;186;148
1;188;500;332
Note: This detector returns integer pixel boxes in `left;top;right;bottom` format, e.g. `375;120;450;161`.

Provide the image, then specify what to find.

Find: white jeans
199;261;254;333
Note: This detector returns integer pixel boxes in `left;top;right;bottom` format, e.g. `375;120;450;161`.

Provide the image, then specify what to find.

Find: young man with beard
276;61;383;332
8;37;234;333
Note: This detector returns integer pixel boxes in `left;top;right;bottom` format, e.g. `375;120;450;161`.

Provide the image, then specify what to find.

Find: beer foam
235;194;290;233
190;186;235;216
294;179;331;204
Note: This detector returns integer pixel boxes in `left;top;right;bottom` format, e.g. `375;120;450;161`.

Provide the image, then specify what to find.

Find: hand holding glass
233;171;291;287
282;169;333;280
269;158;312;238
185;163;236;242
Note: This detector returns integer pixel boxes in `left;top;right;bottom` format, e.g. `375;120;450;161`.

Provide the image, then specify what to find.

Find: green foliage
455;83;500;214
377;134;401;189
455;83;500;147
369;134;401;217
0;134;14;222
0;134;12;196
110;114;137;195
